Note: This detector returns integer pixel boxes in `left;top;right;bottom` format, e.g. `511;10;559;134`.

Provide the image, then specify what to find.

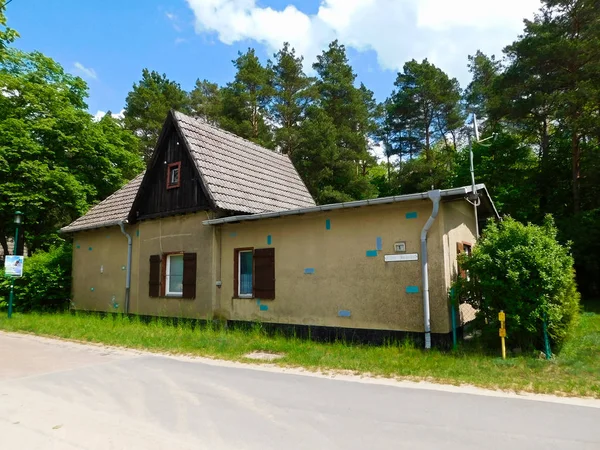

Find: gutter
203;184;490;226
420;190;441;350
118;221;133;314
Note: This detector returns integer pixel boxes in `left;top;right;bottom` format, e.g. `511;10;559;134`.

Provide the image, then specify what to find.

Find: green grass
0;308;599;398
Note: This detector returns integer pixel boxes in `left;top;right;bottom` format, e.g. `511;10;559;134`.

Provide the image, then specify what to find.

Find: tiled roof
60;173;144;233
62;109;316;233
173;111;315;214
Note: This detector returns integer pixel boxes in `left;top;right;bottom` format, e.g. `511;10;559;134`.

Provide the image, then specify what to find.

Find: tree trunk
572;131;581;213
539;118;549;213
0;233;8;257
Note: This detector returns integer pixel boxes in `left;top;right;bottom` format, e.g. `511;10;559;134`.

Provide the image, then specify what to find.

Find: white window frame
238;250;253;298
165;253;184;297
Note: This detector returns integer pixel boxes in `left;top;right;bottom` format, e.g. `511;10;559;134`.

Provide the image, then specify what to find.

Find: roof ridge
173;110;289;161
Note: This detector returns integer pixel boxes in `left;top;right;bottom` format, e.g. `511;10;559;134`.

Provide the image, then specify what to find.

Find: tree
464;51;502;122
502;0;600;213
189;79;222;125
220;48;274;148
454;216;580;351
0;49;143;254
308;40;378;201
387;59;463;162
123;69;190;161
0;2;17;61
269;43;314;155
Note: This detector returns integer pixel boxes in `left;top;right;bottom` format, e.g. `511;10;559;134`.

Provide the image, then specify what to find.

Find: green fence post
542;313;551;360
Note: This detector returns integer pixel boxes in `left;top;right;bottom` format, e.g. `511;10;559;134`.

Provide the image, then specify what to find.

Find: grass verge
0;308;598;398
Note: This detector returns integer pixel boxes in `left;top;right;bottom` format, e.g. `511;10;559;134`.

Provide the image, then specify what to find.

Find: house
62;110;499;347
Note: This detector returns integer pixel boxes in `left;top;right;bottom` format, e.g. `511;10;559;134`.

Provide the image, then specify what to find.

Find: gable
129;121;212;222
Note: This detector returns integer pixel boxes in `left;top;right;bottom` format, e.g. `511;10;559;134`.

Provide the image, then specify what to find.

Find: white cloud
73;62;97;80
93;109;125;122
185;0;541;84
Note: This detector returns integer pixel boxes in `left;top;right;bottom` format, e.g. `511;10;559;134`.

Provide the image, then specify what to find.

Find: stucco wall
71;227;131;312
131;212;216;318
71;212;217;319
217;200;450;333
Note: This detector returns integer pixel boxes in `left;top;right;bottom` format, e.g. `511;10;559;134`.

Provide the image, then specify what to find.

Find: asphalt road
1;332;599;450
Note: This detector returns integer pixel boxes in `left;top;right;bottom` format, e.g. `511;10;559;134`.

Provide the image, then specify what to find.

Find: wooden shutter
182;253;197;299
456;243;466;279
253;248;275;299
149;255;161;297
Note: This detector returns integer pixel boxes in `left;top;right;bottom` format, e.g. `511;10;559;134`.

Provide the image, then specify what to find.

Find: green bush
453;216;580;352
0;243;72;312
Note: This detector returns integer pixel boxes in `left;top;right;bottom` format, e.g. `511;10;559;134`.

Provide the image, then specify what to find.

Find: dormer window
167;162;181;189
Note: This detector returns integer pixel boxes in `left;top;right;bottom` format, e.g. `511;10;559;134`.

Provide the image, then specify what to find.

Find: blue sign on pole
5;255;24;277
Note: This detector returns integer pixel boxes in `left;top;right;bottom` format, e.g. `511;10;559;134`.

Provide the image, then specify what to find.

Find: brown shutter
253;248;275;299
456;243;466;279
182;253;197;299
149;255;161;297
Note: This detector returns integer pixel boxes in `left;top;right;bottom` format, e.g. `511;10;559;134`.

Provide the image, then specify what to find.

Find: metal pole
450;288;457;350
8;220;19;318
8;278;14;318
543;314;552;360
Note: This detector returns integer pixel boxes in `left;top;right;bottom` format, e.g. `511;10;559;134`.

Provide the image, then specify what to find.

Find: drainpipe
118;221;132;315
420;189;441;349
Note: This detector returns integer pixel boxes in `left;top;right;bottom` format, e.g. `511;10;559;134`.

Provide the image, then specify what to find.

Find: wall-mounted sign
384;253;418;262
5;255;24;277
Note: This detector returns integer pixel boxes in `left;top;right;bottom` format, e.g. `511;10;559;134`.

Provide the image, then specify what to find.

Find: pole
8;216;20;318
450;288;457;350
499;310;506;360
8;278;14;318
543;314;552;360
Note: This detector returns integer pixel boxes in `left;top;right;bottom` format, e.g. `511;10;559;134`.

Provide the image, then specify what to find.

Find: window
166;254;184;296
233;248;275;299
167;162;181;189
148;253;196;299
457;242;472;279
238;250;253;297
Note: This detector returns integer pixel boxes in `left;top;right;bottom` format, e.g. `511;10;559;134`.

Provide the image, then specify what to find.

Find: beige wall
441;200;478;325
131;213;216;318
71;227;131;312
71;200;478;335
218;200;450;333
72;212;217;319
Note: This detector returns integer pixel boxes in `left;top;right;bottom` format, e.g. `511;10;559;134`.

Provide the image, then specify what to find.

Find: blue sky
7;0;541;117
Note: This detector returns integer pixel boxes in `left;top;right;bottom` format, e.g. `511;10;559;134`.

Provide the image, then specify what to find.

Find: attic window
167;162;181;189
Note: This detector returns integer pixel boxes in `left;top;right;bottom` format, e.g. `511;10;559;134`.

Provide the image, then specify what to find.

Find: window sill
233;295;254;299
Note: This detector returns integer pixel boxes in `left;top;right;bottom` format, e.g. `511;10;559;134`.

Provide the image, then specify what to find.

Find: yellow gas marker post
499;311;506;359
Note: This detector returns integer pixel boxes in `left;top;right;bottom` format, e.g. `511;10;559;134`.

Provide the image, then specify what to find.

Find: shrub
0;243;72;312
453;216;580;351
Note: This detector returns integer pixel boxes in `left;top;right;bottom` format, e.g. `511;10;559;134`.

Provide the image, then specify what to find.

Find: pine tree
220;48;274;148
269;43;314;155
123;69;190;161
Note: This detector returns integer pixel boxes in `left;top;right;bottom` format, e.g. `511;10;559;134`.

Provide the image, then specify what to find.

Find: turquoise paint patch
406;211;418;219
88;247;93;251
325;219;331;230
76;245;80;249
304;268;315;274
366;250;378;257
90;287;95;292
106;234;110;239
338;310;351;317
136;230;139;237
259;305;269;311
256;299;261;305
267;235;272;245
230;232;237;238
406;286;420;294
376;237;382;251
